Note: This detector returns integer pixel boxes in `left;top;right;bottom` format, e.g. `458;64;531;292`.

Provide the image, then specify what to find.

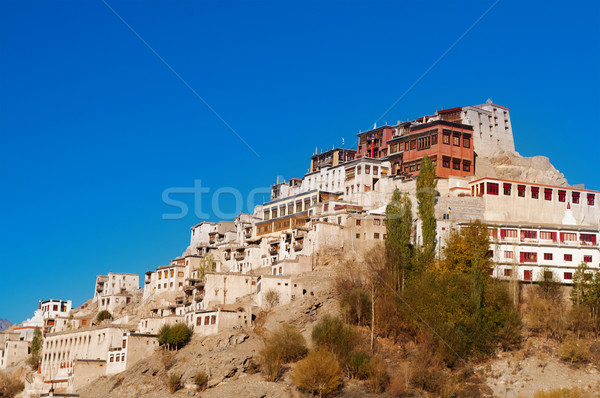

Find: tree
293;350;343;398
416;155;437;267
385;189;413;292
442;220;492;273
157;323;192;351
96;310;112;323
570;262;590;305
311;315;355;366
198;253;216;280
264;289;280;310
27;327;43;370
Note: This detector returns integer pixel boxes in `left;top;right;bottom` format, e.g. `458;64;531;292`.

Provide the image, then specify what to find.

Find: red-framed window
558;190;566;202
584;255;592;263
524;270;532;281
487;182;499;195
503;269;512;277
588;194;596;206
572;192;580;204
564;272;573;280
560;232;577;242
540;231;557;241
517;185;526;197
564;254;573;261
531;187;539;199
521;230;537;240
504;251;514;259
543;253;553;261
544;188;553;201
580;233;597;245
503;183;512;195
520;252;537;263
500;229;518;239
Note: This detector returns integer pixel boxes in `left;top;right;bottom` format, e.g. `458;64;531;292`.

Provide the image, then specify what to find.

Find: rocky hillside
476;152;570;187
0;318;11;332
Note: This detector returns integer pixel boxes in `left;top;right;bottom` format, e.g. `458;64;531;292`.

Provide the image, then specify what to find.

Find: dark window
518;185;526;197
431;134;438;145
503;269;512;277
524;270;532;281
564;254;572;262
564;272;573;280
453;160;461;170
355;219;361;226
463;136;470;148
374;233;380;239
442;159;450;168
443;134;450;145
572;192;580;204
558;190;566;202
544;188;552;201
417;136;431;150
588;194;596;206
453;135;460;146
463;162;470;172
521;230;537;240
486;182;499;195
503;183;512;196
410;140;416;150
520;252;537;263
531;187;539;199
543;253;553;261
584;255;592;263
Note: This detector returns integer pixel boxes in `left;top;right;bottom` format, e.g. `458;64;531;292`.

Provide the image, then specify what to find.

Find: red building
387;120;474;179
356;125;396;159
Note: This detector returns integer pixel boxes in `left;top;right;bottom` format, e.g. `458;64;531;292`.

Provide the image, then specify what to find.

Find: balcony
269;247;278;255
234;252;246;260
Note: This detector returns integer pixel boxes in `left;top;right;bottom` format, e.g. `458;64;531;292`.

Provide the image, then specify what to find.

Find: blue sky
1;0;598;323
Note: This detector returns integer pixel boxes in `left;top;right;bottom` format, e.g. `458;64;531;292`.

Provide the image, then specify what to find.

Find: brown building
310;148;356;172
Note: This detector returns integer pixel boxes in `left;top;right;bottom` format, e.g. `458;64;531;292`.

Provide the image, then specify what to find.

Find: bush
293;350;343;398
311;315;355;365
258;324;307;381
167;373;182;393
532;387;588;398
193;371;208;391
96;310;112;323
340;288;371;326
157;323;192;350
0;373;24;398
388;371;409;397
348;352;371;379
27;327;43;370
365;355;389;394
559;337;589;365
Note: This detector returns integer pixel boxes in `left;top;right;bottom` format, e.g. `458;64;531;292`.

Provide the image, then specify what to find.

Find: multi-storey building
310;147;356;172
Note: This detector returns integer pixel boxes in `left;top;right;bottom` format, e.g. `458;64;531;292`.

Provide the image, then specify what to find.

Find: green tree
96;310;112;323
385;189;413;292
442;220;492;273
416;155;438;268
311;315;355;366
157;323;192;350
570;262;590;305
198;253;216;280
27;327;43;370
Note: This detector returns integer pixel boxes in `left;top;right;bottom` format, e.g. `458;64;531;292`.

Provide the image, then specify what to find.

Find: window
404;142;410;151
503;183;512;196
544;188;552;201
504;251;514;259
453;160;460;170
503;269;512;277
580;233;597;245
110;355;114;363
572;192;580;204
356;233;360;239
178;272;184;277
431;134;438;145
564;254;572;262
442;158;450;168
558;190;566;202
204;316;209;325
357;166;361;175
561;232;577;242
486;182;499;195
540;231;556;241
365;165;370;174
564;272;573;280
543;253;553;261
374;233;380;239
211;315;217;325
524;270;532;281
373;219;381;226
453;135;460;146
584;255;593;263
356;219;361;226
417;136;431;150
410;140;416;150
521;230;537;240
463;137;470;148
500;229;518;239
520;252;537;263
463;162;470;172
443;134;450;145
517;185;526;197
588;194;596;206
531;187;539;199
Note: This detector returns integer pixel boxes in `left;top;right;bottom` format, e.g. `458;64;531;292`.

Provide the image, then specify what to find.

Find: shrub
347;352;371;379
265;289;280;310
157;323;192;350
96;310;112;323
258;324;307;381
532;387;588;398
365;355;389;394
340;288;371;326
388;371;409;397
27;327;43;370
311;315;355;365
559;337;589;365
293;350;343;398
193;371;208;391
167;373;182;393
0;373;24;398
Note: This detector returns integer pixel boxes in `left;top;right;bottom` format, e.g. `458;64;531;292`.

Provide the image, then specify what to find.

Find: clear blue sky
1;0;598;323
